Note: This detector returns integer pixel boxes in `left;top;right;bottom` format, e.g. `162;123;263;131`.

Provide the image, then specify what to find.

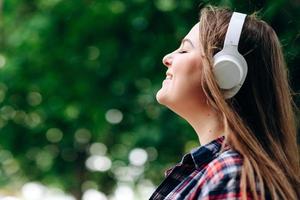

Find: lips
165;72;173;80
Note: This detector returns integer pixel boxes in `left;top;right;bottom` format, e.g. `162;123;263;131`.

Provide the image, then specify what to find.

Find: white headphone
213;12;248;99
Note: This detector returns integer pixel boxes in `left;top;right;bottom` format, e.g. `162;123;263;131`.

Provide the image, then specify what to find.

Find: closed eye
178;50;188;54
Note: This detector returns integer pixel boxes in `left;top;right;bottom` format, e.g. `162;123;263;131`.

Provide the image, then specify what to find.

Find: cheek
177;71;203;98
175;56;203;89
171;66;206;109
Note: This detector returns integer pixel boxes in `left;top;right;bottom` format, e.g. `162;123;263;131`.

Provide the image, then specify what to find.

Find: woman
150;6;300;200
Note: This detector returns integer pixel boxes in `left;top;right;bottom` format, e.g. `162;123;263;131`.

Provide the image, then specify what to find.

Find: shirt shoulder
188;149;245;200
203;149;243;182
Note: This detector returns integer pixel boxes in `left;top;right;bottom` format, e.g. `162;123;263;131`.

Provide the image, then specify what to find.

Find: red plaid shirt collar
164;135;228;177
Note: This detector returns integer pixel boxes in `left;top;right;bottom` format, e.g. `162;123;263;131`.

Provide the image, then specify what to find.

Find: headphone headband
223;12;247;48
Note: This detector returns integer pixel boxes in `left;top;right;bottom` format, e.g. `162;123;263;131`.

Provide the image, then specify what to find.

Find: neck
180;106;224;145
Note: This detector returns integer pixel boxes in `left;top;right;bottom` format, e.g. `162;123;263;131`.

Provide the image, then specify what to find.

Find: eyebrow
181;38;195;48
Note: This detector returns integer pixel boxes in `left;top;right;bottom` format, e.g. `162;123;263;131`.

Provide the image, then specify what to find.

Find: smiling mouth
165;73;173;80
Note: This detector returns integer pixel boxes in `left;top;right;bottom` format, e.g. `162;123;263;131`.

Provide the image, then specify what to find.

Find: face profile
156;23;207;115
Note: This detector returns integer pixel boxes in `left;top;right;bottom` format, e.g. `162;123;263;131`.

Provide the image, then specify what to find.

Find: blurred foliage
0;0;299;199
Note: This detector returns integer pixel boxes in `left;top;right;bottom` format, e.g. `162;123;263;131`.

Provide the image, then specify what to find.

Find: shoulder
195;149;244;199
204;149;243;181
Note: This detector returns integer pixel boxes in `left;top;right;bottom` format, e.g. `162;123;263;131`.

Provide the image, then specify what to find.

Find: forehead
183;22;200;46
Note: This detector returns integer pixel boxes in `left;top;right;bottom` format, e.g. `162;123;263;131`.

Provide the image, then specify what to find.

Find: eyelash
178;50;188;54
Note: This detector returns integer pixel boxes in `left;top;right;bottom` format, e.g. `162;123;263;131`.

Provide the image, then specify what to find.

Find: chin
156;88;172;105
156;90;166;105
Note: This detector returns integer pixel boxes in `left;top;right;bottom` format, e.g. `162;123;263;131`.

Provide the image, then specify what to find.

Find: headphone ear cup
213;53;243;90
212;48;248;99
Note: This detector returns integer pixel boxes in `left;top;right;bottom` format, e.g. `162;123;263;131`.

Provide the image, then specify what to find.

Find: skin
156;23;224;145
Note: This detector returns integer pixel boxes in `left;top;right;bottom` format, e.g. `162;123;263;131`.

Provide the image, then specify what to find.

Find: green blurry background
0;0;299;199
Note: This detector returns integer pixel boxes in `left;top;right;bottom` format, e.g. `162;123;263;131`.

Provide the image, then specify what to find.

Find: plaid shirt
149;136;266;200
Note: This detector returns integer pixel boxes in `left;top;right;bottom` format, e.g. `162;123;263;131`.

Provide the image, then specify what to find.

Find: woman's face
156;23;207;112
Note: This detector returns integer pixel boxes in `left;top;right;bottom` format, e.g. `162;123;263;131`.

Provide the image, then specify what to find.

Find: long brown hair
198;6;300;200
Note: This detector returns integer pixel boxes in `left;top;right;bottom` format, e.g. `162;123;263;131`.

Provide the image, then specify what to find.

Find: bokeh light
46;128;63;143
82;189;107;200
129;148;148;166
85;155;112;172
74;128;92;144
105;109;123;124
27;92;42;106
87;46;100;61
21;182;45;200
114;185;134;200
89;143;107;156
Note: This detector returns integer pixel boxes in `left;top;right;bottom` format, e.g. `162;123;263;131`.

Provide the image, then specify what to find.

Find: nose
162;53;172;67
